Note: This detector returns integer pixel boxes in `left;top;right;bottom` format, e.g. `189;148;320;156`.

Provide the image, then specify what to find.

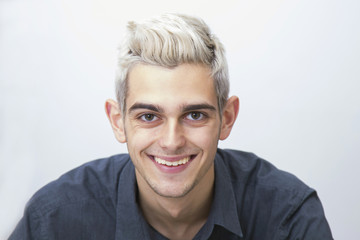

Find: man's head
106;13;239;199
115;13;229;115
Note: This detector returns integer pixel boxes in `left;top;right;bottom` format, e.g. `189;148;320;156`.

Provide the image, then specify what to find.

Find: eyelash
137;111;208;123
185;112;206;121
139;113;159;122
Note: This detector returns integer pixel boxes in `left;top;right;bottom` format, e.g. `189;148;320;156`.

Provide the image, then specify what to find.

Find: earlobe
105;99;127;143
219;96;239;140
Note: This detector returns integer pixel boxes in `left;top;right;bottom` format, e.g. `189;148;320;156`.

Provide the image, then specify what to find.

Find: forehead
126;63;218;110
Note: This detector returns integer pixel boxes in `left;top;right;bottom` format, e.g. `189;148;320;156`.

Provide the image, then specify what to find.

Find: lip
150;154;193;162
148;154;196;174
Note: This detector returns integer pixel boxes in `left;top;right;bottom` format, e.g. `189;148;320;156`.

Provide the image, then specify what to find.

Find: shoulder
216;148;309;193
216;149;333;239
216;148;311;210
10;154;132;239
26;153;131;216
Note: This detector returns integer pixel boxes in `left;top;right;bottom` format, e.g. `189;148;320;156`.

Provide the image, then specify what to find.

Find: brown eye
140;114;157;122
187;112;204;120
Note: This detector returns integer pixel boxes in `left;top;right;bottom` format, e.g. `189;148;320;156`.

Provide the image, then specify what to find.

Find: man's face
122;63;223;198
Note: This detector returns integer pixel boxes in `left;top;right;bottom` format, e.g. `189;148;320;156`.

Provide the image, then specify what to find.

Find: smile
154;156;190;167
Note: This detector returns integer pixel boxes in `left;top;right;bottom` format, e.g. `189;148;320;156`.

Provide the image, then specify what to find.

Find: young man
10;14;333;239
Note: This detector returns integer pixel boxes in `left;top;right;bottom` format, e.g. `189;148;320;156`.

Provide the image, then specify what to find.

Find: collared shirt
9;149;333;239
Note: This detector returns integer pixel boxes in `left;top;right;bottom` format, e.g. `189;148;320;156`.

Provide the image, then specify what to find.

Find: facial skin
106;63;239;199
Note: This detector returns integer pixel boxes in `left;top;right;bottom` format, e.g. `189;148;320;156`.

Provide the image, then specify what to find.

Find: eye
186;112;204;121
140;114;158;122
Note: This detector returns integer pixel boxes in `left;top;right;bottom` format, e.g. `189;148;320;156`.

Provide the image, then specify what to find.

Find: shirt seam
275;188;314;239
29;205;48;240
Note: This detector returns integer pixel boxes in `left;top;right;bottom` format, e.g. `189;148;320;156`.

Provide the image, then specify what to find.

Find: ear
219;96;239;140
105;99;127;143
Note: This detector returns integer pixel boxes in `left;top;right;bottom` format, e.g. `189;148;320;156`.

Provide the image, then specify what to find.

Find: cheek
126;126;159;152
186;125;220;148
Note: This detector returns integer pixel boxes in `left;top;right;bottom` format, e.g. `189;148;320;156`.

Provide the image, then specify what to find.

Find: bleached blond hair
115;13;229;114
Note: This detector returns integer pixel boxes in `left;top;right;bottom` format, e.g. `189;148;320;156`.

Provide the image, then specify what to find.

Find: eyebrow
128;103;164;113
182;104;217;112
128;102;217;114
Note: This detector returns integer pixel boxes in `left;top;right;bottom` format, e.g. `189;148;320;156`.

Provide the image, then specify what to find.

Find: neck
136;164;214;240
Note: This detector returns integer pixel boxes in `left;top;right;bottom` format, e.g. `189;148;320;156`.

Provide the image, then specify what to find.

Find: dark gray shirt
9;149;333;239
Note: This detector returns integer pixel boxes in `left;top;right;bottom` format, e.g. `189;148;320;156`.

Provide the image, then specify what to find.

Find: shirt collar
209;153;244;238
115;154;243;239
115;158;152;239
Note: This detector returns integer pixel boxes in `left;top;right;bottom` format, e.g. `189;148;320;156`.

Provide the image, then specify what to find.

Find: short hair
115;13;229;115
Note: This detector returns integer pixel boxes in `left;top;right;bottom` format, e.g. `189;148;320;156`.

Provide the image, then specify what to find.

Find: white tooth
154;156;191;166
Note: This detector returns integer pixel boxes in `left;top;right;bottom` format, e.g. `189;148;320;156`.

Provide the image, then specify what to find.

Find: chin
149;181;196;199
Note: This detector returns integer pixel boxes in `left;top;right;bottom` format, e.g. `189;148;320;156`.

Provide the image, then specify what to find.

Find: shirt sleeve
277;190;333;240
8;208;45;240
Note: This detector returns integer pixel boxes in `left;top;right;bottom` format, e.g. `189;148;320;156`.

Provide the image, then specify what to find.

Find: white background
1;0;359;239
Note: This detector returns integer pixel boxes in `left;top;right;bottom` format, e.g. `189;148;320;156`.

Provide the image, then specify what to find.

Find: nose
158;119;186;151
